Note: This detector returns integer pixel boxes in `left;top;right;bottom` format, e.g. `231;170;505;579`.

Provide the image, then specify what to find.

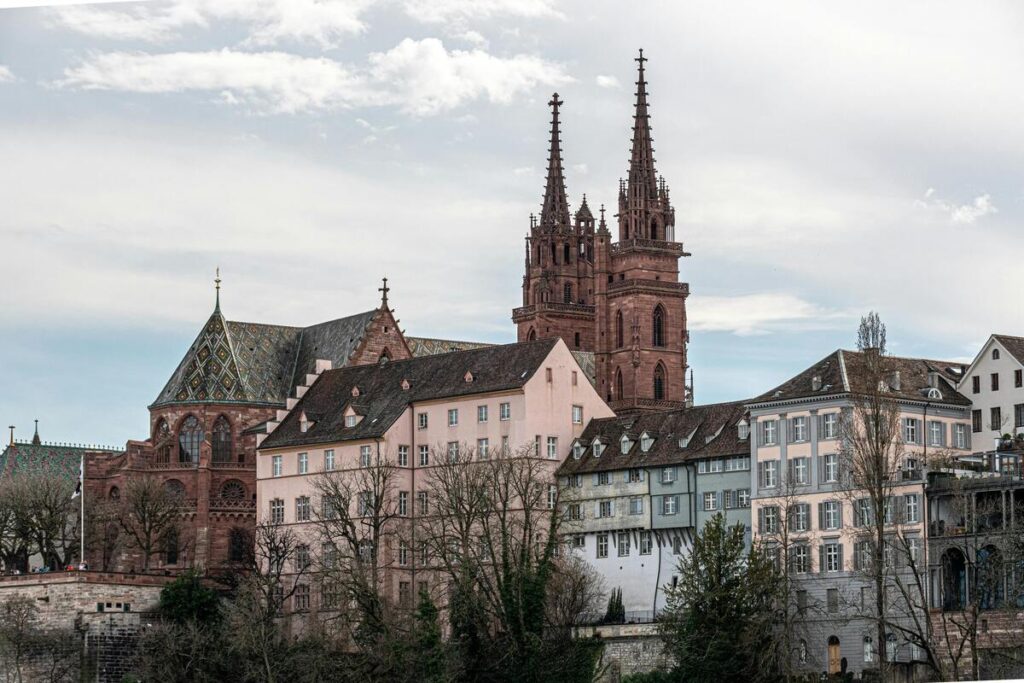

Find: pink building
255;337;613;612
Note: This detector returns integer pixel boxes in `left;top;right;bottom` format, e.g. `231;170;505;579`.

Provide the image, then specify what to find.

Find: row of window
758;413;839;446
696;455;750;473
972;404;1024;432
424;402;514;429
758;495;920;534
970;368;1024;394
702;489;751;511
767;537;922;577
901;418;968;447
153;414;235;464
594;530;656;558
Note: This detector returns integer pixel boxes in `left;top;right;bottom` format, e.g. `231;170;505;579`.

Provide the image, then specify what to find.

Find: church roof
0;442;120;482
406;336;492;357
153;307;383;408
261;338;560;450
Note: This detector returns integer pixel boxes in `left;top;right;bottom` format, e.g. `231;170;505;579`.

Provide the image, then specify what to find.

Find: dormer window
464;371;474;383
401;379;411;391
345;415;358;428
299;412;313;433
925;387;942;400
737;419;750;440
678;427;698;449
593;440;605;458
620;435;633;454
640;431;654;452
572;441;585;459
351;386;361;398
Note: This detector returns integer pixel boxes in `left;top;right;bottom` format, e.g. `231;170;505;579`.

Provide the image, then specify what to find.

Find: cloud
401;0;562;24
51;0;371;49
0;66;14;83
915;188;997;224
572;163;588;174
58;39;571;115
595;74;620;88
512;166;533;176
689;293;853;336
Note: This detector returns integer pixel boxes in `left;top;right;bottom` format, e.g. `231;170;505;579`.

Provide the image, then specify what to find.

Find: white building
957;334;1024;446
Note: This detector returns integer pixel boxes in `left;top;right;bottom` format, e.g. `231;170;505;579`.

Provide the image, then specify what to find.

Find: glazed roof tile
0;442;120;482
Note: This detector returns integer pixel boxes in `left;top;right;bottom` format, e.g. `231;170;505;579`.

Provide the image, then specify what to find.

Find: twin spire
539;93;571;230
537;50;662;232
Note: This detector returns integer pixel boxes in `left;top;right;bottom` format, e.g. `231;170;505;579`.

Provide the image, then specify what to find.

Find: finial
378;276;390;309
214;267;222;311
8;426;13;447
32;419;40;446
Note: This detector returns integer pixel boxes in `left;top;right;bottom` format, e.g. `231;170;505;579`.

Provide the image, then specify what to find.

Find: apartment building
748;349;972;676
255;337;612;615
958;334;1024;445
556;401;749;618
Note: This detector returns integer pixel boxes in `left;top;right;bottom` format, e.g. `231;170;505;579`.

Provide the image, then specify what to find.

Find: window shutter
757;462;765;488
594;502;600;518
593;473;599;486
609;501;615;517
837;502;843;529
716;491;723;510
818;456;825;484
639;469;645;482
787;459;794;484
758;507;766;533
853;542;861;571
818;414;825;440
838;544;845;572
757;421;764;446
802;504;811;531
787;418;793;443
819;545;826;574
818;502;825;530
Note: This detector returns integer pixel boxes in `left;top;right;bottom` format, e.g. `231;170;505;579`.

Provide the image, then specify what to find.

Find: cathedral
512;51;692;413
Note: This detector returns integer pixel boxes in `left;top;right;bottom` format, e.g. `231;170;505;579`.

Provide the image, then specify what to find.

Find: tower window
564;243;570;263
654;364;666;400
574;332;580;348
615;368;624;402
653;305;665;347
564;282;573;304
615;311;624;348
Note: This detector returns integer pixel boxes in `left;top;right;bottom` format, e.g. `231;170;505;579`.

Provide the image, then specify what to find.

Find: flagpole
79;453;85;567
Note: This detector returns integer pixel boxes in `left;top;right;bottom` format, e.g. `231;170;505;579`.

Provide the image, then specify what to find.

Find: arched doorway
977;545;1004;609
942;548;967;610
827;636;841;675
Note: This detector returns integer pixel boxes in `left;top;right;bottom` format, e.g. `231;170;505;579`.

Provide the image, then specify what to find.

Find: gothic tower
513;93;596;350
593;50;691;411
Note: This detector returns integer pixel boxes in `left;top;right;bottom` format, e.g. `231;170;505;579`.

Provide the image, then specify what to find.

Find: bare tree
839;312;905;679
0;596;78;683
309;446;404;650
545;552;605;628
116;474;184;572
224;519;309;683
0;479;31;573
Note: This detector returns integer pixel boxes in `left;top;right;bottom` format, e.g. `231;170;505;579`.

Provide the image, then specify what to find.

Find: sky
1;0;1022;447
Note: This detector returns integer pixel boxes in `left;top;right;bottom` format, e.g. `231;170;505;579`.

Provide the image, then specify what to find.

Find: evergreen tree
660;513;780;682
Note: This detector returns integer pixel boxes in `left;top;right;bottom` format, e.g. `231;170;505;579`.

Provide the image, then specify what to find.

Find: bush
158;570;221;625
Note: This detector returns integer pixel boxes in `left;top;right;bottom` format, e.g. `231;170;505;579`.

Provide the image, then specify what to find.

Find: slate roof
406;337;492;357
153;308;383;408
750;349;970;407
261;338;561;450
0;442;120;482
570;351;597;386
993;335;1024;366
557;401;750;476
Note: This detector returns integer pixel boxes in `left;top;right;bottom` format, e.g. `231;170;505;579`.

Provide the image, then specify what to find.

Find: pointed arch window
178;415;203;464
653;305;666;347
563;282;573;304
615;311;624;348
154;419;172;464
615;367;624;402
528;328;537;341
653;363;666;401
212;416;232;463
564;243;570;264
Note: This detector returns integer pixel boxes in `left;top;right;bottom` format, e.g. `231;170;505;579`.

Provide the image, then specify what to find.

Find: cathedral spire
627;49;659;203
539;92;571;230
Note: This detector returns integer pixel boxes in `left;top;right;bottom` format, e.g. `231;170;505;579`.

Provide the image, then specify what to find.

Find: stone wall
0;572;169;683
576;623;671;682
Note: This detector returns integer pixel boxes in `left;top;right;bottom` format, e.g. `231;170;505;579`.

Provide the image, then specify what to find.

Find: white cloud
572;163;588;174
58;39;571;115
0;66;14;83
401;0;562;24
512;166;533;176
458;30;488;48
595;74;619;88
689;293;852;336
51;0;371;48
915;188;997;225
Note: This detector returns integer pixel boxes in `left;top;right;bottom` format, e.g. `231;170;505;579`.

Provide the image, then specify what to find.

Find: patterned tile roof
261;338;560;450
153;308;382;408
0;442;120;482
406;336;492;357
557;401;750;475
570;350;596;386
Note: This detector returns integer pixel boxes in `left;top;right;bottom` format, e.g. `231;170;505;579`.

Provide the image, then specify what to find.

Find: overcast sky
1;0;1022;446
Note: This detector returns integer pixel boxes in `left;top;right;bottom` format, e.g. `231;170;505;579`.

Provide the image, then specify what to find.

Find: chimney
812;375;822;391
891;371;901;391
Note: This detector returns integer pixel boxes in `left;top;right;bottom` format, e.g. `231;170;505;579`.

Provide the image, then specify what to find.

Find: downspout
649;466;658;615
409;407;416;594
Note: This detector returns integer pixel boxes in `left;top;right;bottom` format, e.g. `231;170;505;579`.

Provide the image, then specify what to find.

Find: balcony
610;238;687;256
210;497;257;513
512;301;596;321
210;458;255;469
606;279;689;296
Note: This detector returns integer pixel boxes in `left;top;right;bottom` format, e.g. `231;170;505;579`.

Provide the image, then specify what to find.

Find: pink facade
255;339;613;608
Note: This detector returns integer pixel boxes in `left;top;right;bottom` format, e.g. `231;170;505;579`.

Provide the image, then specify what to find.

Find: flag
71;455;82;499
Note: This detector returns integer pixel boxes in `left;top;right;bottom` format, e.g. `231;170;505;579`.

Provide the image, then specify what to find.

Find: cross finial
378;276;390;308
549;92;562;110
7;426;13;447
214;267;222;311
636;48;646;68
